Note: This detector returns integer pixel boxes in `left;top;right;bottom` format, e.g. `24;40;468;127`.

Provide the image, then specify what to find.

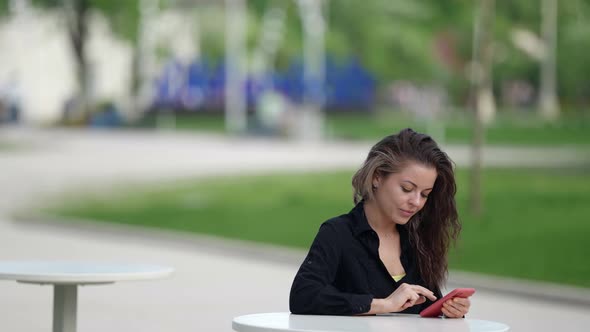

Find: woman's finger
442;307;461;318
402;296;417;309
410;285;437;301
453;297;469;304
408;293;420;306
453;297;470;310
441;307;460;318
402;301;413;310
445;300;463;312
451;298;470;314
443;301;463;317
400;290;422;310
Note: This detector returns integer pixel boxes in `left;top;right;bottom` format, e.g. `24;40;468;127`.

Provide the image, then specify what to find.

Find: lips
400;209;416;217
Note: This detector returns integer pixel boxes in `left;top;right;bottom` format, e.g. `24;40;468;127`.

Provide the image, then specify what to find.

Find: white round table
0;261;174;332
233;312;510;332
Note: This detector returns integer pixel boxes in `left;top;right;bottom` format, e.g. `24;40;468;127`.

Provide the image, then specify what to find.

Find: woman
289;128;469;317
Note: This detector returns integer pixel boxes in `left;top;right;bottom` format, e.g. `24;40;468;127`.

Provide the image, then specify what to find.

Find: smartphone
419;288;475;318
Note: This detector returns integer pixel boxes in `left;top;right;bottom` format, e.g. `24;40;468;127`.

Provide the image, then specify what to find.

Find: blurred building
0;6;199;125
0;7;132;124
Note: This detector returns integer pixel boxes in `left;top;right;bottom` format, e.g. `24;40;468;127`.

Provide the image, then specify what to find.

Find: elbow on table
289;291;316;314
289;296;308;314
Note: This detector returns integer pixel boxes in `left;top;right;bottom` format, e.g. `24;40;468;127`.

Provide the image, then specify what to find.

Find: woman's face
373;161;437;225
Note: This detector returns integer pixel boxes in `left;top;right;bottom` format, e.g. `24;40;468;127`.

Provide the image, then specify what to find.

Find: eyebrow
402;180;433;191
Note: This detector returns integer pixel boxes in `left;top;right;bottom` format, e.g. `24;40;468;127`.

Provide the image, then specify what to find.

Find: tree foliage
2;0;590;107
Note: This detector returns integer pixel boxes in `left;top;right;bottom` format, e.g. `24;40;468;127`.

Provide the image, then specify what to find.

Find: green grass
452;168;590;287
46;168;590;288
326;112;590;146
135;113;227;132
133;111;590;146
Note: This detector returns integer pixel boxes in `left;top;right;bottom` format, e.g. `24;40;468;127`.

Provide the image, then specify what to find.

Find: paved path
0;127;588;332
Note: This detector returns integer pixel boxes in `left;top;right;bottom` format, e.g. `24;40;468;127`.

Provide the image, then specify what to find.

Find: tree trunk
64;0;91;123
539;0;560;120
295;0;326;141
225;0;248;134
476;0;496;125
470;0;495;217
134;0;159;123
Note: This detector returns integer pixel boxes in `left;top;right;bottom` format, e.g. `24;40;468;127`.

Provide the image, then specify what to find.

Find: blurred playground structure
1;0;589;139
0;0;337;140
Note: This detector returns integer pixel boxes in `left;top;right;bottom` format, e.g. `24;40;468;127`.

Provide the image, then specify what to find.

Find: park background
0;1;589;331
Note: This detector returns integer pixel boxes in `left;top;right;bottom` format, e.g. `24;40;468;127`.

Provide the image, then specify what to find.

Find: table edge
232;312;510;332
0;267;174;284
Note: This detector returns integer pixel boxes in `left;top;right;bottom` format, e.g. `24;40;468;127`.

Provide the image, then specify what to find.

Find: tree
539;0;559;120
469;0;495;217
63;0;90;122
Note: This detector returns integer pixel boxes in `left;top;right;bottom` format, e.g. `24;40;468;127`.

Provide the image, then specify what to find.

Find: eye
421;193;429;199
401;187;412;193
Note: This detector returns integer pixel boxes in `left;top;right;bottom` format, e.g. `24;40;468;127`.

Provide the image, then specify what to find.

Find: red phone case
419;288;475;318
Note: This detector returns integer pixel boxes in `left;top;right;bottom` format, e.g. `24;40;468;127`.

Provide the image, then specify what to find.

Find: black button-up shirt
289;202;442;315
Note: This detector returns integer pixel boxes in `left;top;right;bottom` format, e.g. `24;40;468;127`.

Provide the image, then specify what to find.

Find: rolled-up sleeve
289;223;373;315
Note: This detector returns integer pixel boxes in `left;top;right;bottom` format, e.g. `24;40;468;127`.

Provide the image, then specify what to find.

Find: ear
372;175;381;188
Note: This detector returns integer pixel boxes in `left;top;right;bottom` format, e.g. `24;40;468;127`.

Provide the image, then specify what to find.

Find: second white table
0;261;174;332
233;312;510;332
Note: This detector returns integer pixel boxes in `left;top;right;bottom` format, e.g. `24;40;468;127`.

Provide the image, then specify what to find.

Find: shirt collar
349;201;411;251
350;201;373;237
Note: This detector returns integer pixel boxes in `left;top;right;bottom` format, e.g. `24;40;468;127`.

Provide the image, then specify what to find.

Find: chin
393;217;411;225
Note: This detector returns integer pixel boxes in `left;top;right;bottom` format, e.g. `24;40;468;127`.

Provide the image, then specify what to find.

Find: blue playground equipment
151;56;376;113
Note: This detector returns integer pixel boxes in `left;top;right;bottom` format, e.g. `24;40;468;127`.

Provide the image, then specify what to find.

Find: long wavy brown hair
352;128;460;290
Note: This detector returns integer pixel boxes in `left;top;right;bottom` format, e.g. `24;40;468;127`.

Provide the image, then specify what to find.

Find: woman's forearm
363;298;388;315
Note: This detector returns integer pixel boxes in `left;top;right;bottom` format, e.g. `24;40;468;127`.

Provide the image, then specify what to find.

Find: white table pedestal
53;285;77;332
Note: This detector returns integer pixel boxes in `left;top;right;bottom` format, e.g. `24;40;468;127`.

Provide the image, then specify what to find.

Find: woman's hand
441;297;470;318
368;283;437;314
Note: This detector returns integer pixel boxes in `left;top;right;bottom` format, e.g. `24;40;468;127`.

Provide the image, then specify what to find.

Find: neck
363;199;398;236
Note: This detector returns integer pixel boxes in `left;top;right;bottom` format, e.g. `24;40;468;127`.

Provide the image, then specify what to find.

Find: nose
409;193;421;207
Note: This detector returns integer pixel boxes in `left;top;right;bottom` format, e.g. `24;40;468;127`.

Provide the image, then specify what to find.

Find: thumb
401;300;413;310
